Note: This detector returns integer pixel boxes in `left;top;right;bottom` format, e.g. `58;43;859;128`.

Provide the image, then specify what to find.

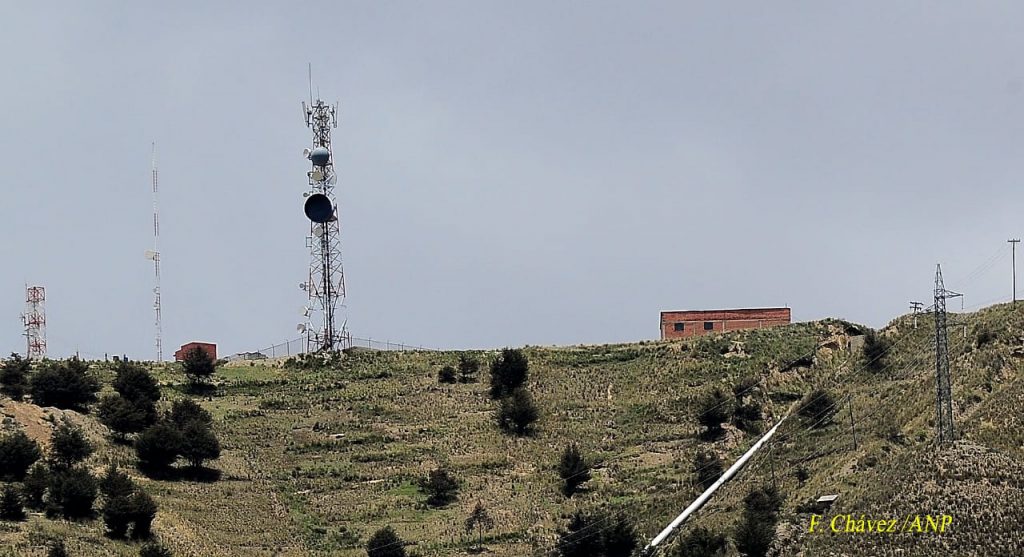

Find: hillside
0;304;1022;556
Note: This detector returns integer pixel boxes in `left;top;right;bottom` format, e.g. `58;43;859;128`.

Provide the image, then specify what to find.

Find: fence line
227;335;436;361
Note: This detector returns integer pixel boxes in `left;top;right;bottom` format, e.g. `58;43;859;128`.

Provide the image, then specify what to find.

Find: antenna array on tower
147;143;163;362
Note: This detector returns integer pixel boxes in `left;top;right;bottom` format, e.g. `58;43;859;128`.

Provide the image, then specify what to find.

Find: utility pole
933;264;961;445
909;301;924;329
1009;239;1020;303
847;395;858;450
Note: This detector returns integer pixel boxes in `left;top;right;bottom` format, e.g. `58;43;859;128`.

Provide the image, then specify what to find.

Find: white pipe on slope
641;416;787;555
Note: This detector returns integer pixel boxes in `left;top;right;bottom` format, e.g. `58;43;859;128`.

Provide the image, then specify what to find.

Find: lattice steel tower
300;96;350;352
145;143;164;362
933;264;960;444
21;285;46;359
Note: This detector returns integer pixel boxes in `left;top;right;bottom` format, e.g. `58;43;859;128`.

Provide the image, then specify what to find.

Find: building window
704;321;714;331
674;323;685;332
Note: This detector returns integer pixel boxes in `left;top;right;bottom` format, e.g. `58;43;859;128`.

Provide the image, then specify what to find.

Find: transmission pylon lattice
300;93;350;352
933;264;960;444
21;285;46;359
145;143;163;362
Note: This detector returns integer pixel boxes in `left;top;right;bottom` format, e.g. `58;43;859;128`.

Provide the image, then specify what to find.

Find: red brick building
174;341;217;362
660;307;791;340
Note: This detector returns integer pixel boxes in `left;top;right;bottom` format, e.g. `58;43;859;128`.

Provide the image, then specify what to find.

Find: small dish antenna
298;282;308;291
144;250;158;261
313;224;324;238
302;148;311;158
297;323;307;333
310;169;325;182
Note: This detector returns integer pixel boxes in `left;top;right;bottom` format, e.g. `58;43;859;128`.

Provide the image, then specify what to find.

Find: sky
2;2;1024;359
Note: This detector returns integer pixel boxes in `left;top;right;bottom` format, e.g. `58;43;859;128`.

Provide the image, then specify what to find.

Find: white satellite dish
297;323;307;333
302;148;311;158
144;250;157;260
298;282;307;291
311;169;324;182
313;224;324;238
302;191;310;198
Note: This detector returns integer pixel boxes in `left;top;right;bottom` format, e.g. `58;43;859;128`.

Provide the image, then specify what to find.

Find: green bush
22;463;49;509
366;526;406;557
556;510;637;557
49;419;93;468
557;443;591;497
113;361;161;405
863;330;889;373
496;387;539;435
0;430;42;481
694;450;723;490
797;389;837;428
180;421;221;468
418;467;459;507
489;348;529;399
0;352;31;400
98;394;155;438
29;358;100;411
0;484;26;521
46;466;97;519
139;542;173;557
135;423;184;470
671;526;727;557
457;354;480;383
697;389;733;435
182;346;217;388
437;365;457;384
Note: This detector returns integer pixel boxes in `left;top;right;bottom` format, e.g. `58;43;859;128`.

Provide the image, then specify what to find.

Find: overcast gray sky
2;2;1023;359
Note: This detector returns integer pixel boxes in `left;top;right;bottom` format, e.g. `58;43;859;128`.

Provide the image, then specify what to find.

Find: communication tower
21;285;46;359
299;92;350;352
144;143;164;362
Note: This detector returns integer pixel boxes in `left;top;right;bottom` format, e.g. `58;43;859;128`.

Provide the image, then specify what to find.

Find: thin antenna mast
146;143;164;362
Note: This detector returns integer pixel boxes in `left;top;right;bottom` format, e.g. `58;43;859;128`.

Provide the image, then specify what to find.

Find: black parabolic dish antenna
304;193;334;223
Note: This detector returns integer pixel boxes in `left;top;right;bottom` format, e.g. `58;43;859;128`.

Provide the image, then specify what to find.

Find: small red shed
174;341;217;362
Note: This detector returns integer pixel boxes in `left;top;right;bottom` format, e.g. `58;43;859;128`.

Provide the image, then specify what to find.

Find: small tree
0;430;42;481
99;465;135;499
488;348;529;399
0;484;26;521
46;466;98;519
496;387;539;435
556;511;602;557
113;361;161;405
458;354;480;383
601;513;638;557
168;399;213;429
557;443;591;497
734;485;783;557
697;389;733;436
863;330;889;373
135;423;184;471
129;490;157;539
98;395;153;439
0;352;31;400
464;501;495;551
556;510;637;557
366;526;406;557
694;450;723;491
672;526;727;557
179;421;221;469
22;463;49;509
797;389;836;428
418;467;459;507
50;420;93;468
29;358;100;411
438;365;457;384
181;346;216;389
102;494;133;538
46;540;68;557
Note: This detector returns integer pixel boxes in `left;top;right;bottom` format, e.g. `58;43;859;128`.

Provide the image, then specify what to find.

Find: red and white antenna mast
145;143;164;362
21;285;46;359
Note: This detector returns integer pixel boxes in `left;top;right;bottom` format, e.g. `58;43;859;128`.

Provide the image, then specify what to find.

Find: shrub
862;330;889;373
496;387;539;435
0;430;42;481
556;510;637;557
46;540;68;557
50;420;93;468
366;526;406;557
488;348;528;399
99;465;135;499
139;542;173;557
0;352;31;400
672;526;727;557
735;485;783;557
438;365;457;384
22;463;49;509
136;423;184;470
29;358;100;410
47;466;98;519
457;354;480;383
697;388;733;435
557;443;591;497
182;346;216;388
102;494;133;538
797;389;837;428
694;450;723;490
0;484;26;521
418;467;458;507
733;400;763;434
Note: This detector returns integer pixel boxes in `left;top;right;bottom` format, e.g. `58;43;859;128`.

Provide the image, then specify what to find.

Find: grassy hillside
0;304;1022;556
